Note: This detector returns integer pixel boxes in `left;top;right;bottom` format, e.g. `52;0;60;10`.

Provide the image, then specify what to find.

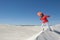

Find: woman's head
37;12;44;17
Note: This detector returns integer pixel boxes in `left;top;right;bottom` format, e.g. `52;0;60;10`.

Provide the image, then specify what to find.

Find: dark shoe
49;29;52;31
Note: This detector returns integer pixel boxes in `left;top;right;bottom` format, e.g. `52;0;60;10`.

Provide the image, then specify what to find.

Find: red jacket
40;15;50;23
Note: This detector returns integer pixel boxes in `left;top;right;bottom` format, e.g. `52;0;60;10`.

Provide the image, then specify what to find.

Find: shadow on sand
54;30;60;34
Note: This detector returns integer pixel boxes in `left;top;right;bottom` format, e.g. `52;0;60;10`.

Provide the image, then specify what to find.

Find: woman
37;12;52;31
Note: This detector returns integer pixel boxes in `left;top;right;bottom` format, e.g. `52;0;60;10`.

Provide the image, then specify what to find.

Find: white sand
0;24;59;40
0;25;45;40
36;25;60;40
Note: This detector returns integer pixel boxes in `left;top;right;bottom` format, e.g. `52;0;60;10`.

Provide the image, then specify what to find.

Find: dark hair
41;13;44;18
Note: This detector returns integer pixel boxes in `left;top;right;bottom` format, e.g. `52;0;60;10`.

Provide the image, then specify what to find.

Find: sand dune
0;24;60;40
0;25;43;40
36;25;60;40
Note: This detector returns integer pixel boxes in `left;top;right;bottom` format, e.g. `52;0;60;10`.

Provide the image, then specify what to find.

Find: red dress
40;15;49;23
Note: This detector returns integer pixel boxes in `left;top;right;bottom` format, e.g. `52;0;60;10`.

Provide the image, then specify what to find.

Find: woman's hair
41;13;44;18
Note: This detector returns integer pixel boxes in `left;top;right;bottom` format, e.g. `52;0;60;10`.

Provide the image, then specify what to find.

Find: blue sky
0;0;60;25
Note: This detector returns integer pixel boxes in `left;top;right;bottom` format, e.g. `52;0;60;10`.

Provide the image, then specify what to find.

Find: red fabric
40;15;49;23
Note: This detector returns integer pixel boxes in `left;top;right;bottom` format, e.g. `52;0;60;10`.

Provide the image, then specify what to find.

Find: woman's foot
49;28;53;31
